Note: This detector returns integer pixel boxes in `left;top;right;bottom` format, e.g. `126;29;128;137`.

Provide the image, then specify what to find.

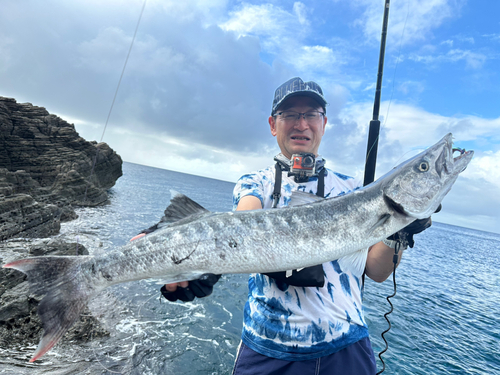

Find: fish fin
367;214;391;236
159;191;210;226
289;191;325;207
4;256;93;362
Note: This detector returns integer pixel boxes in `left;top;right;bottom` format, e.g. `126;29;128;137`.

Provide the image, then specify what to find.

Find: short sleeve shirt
232;165;369;361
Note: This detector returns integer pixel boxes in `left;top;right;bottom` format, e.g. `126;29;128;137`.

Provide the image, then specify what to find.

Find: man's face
269;96;327;159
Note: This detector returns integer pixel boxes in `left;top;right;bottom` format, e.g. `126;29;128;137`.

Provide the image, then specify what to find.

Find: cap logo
272;77;327;115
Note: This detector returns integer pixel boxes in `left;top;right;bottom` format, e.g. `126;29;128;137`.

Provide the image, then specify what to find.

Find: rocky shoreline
0;238;109;349
0;97;122;350
0;96;122;241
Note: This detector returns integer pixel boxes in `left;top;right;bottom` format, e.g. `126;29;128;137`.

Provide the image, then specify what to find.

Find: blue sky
0;0;499;234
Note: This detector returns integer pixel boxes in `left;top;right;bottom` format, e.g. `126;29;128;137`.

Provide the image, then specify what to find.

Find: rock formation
0;96;123;241
0;239;108;349
0;96;121;350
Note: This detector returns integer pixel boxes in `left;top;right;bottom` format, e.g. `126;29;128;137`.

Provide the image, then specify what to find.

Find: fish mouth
383;194;410;217
452;147;473;170
436;133;474;177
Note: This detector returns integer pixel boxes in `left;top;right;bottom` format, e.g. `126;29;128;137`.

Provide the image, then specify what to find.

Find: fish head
381;133;474;219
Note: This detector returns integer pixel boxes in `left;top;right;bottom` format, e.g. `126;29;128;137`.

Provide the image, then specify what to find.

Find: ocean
1;161;499;374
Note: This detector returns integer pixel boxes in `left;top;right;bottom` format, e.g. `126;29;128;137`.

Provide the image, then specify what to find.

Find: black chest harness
265;155;327;287
271;154;326;208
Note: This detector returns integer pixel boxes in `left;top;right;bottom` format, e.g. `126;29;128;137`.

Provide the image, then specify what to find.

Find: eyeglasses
276;111;325;123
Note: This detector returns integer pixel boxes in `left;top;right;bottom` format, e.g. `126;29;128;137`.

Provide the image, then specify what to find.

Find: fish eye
418;161;430;172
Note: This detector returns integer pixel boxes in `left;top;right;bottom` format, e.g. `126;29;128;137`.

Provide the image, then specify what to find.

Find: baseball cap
271;77;327;115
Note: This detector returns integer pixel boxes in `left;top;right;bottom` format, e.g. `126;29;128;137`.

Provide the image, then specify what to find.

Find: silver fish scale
3;133;474;363
77;134;473;293
86;188;407;291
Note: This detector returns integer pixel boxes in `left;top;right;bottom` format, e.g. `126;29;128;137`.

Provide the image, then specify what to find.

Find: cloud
457;35;475;44
352;0;466;47
292;45;339;73
0;0;498;234
396;80;426;96
81;124;281;182
436;175;500;234
0;34;14;72
154;0;228;24
482;33;500;42
220;2;346;76
293;2;309;25
1;0;292;158
409;48;488;69
330;100;500;173
324;100;500;234
1;0;350;181
77;27;187;76
466;150;500;189
220;2;305;45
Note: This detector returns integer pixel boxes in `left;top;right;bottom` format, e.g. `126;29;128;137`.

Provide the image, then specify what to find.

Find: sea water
0;161;499;374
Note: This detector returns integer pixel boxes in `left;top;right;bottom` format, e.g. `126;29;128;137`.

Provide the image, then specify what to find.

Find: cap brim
272;91;327;115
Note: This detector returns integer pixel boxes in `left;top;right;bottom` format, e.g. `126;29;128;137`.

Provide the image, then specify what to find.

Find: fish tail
3;256;93;362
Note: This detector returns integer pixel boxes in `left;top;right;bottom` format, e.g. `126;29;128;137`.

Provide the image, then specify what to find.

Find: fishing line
74;0;147;371
376;243;401;375
391;148;423;169
375;1;410;374
89;330;123;374
137;291;159;318
78;0;147;208
75;0;147;255
88;291;157;373
380;0;409;129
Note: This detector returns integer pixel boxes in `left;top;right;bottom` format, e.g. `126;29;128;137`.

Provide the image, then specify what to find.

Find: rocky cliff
0;96;123;241
0;96;121;352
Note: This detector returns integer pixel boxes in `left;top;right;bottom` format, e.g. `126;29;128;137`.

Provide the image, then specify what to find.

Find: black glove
160;273;221;302
388;204;441;248
264;264;325;288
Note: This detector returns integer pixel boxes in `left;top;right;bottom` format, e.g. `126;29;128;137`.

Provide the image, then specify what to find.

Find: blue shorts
232;337;377;375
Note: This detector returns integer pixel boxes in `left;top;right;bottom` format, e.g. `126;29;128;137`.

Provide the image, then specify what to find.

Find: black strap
267;163;326;287
272;163;325;207
316;168;325;198
272;162;282;208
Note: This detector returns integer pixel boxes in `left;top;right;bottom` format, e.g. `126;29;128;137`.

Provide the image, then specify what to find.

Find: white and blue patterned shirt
232;164;369;361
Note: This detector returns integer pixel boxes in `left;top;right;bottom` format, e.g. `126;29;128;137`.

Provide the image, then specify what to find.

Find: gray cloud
1;0;499;234
0;1;298;157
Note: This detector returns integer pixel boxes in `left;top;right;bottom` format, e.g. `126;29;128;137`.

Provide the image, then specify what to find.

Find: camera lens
302;155;314;168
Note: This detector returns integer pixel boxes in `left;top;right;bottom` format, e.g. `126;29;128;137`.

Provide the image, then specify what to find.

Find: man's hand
389;204;442;248
366;205;442;282
130;233;220;302
160;274;221;302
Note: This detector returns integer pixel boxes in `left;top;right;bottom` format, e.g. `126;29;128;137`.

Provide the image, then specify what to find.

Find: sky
1;0;499;234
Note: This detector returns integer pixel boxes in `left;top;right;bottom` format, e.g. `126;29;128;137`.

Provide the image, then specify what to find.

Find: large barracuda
4;133;473;362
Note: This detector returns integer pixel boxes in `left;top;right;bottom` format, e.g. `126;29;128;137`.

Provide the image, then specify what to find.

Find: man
137;77;432;374
229;77;432;374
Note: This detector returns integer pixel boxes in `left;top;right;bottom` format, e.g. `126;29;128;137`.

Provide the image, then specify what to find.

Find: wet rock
0;96;123;241
0;191;61;241
0;95;119;351
0;238;109;348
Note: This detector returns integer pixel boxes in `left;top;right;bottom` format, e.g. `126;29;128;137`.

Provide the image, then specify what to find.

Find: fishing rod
363;0;390;187
361;1;396;375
